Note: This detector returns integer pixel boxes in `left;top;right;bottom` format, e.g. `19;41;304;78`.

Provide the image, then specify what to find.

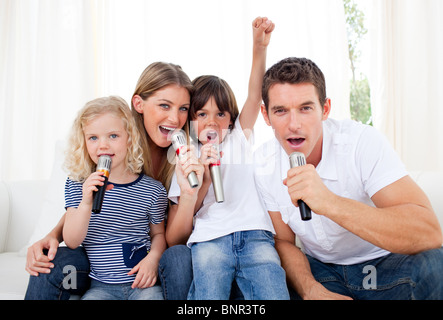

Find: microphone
289;152;312;221
92;155;112;213
170;130;199;188
207;133;224;203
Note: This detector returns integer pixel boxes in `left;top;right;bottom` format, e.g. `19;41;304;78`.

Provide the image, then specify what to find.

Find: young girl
168;17;290;300
62;96;167;300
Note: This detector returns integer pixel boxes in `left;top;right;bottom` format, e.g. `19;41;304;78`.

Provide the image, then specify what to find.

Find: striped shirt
64;174;167;284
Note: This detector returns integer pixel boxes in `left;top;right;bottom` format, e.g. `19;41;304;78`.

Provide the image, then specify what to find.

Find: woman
24;62;196;300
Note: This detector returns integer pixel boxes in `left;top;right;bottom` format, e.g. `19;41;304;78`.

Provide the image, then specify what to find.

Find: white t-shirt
254;118;408;265
169;118;275;247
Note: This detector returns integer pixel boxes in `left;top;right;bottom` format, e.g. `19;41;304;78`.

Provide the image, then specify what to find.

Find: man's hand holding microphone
284;152;336;220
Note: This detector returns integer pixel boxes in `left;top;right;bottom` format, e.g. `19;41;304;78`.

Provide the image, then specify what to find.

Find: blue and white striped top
64;174;167;284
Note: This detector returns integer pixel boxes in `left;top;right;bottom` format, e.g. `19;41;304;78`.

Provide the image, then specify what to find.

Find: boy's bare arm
240;17;275;137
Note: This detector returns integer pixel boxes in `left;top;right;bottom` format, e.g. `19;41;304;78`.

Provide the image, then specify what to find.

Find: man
254;57;443;299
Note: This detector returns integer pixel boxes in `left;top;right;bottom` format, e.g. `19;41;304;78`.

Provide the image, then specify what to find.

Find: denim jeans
158;244;245;300
24;246;90;300
188;230;290;300
158;245;193;300
80;279;163;300
303;247;443;300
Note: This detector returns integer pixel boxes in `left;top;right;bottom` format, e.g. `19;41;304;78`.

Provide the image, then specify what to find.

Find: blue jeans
24;246;90;300
301;247;443;300
158;245;193;300
158;244;244;300
81;279;163;300
188;230;290;300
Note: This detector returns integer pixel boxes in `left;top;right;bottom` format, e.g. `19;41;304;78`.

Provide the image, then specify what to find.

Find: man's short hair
262;57;327;111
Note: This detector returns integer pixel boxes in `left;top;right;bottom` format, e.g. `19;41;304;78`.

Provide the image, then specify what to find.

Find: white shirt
254;118;408;265
169;118;275;247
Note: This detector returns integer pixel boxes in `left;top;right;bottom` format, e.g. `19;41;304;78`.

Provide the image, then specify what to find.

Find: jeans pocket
122;243;148;268
261;230;275;242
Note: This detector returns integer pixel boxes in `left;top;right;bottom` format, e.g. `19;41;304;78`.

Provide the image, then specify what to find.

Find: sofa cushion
6;180;49;253
26;141;67;248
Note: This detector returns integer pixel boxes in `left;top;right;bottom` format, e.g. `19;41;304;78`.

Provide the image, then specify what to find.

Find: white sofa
1;170;443;300
0;179;51;299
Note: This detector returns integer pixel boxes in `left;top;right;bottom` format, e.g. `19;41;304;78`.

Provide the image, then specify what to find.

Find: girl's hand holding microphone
81;171;114;207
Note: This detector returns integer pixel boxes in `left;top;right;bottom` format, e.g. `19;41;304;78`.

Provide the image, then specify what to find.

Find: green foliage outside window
344;0;372;125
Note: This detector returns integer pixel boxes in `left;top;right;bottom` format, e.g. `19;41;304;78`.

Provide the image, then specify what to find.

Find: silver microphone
208;135;224;203
289;152;311;221
170;130;199;188
92;155;112;213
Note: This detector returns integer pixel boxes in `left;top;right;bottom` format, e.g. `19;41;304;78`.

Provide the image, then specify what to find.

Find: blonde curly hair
64;96;144;182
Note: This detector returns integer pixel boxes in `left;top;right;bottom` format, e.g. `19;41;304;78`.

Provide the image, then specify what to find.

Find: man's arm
285;166;443;254
269;210;352;300
329;175;442;254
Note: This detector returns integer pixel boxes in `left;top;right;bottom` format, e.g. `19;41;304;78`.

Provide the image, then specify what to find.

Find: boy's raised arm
239;16;275;136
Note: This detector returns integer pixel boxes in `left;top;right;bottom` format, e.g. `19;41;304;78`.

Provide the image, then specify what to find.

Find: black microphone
207;132;224;203
92;155;112;213
170;130;199;188
289;152;312;221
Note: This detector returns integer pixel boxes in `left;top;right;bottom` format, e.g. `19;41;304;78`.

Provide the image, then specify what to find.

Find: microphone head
289;152;306;168
92;155;112;214
96;155;112;177
170;130;187;154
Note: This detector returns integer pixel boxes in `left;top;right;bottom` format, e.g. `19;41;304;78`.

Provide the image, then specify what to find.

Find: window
344;0;372;125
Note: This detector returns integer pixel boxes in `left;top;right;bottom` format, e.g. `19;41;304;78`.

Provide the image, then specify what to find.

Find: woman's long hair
131;62;193;190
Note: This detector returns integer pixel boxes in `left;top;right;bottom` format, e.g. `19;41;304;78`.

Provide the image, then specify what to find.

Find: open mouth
287;137;305;148
199;128;219;144
159;125;176;135
206;130;218;142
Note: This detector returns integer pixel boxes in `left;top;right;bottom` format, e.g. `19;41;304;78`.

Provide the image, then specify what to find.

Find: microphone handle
187;171;199;188
289;152;312;221
171;136;199;188
209;164;224;203
92;176;109;213
298;199;311;221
